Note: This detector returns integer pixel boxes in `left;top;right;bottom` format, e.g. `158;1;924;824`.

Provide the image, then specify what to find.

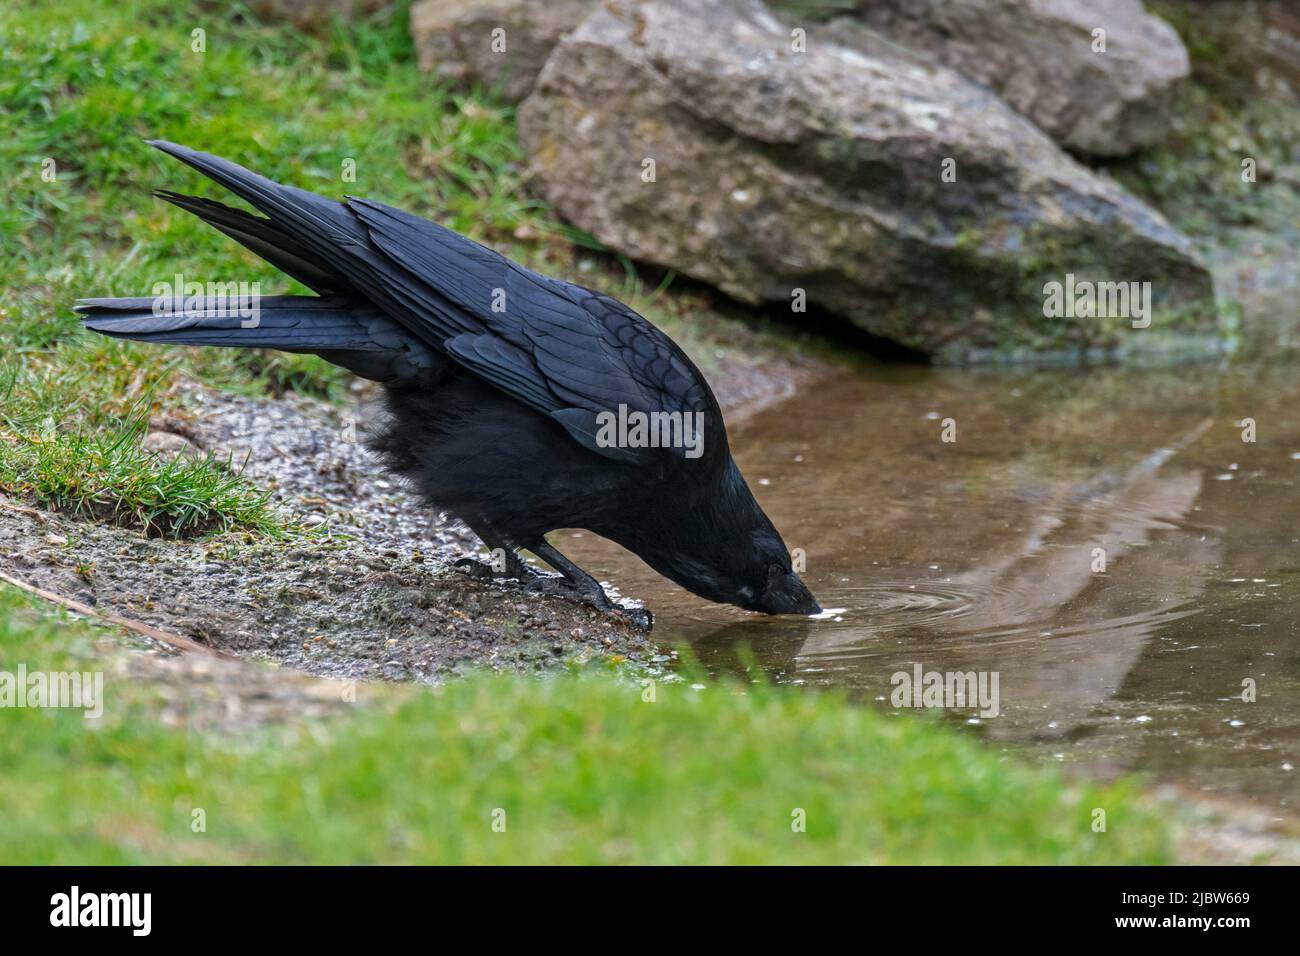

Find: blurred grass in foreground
0;586;1170;865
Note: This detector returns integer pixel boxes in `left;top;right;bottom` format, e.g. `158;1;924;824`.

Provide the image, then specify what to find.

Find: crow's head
733;527;822;616
633;459;821;616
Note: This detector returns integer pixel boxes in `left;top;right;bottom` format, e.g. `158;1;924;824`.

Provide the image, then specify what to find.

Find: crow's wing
347;197;721;465
145;141;721;464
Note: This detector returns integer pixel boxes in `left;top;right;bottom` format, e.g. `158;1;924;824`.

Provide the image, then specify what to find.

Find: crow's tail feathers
144;139;367;274
75;141;438;383
152;189;343;295
75;294;438;383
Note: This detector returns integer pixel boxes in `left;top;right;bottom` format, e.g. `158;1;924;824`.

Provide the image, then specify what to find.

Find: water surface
562;362;1300;813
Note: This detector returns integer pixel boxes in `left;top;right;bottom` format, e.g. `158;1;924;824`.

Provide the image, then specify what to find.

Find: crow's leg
457;529;652;629
525;541;653;629
456;519;537;581
526;539;617;612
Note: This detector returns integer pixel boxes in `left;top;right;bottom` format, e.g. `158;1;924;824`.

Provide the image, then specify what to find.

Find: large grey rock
410;0;593;102
518;0;1218;363
848;0;1191;157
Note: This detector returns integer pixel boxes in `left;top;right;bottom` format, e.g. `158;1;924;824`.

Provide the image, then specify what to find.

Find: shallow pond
562;360;1300;814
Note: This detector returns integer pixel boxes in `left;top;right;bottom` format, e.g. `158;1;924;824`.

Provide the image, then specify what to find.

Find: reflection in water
555;363;1300;813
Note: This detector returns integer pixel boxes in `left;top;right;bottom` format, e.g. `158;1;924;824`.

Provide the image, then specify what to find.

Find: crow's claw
616;605;654;631
454;556;495;581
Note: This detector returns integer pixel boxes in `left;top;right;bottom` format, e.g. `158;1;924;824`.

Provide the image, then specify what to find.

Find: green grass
0;410;283;538
0;358;288;537
1;0;544;365
0;584;1170;864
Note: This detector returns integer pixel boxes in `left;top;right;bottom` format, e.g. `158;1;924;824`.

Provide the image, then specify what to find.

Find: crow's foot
524;539;653;630
525;573;653;630
454;553;540;583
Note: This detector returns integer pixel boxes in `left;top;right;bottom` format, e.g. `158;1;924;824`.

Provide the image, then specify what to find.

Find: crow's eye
766;563;785;583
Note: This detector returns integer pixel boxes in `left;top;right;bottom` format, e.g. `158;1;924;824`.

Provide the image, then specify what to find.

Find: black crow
76;141;820;621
